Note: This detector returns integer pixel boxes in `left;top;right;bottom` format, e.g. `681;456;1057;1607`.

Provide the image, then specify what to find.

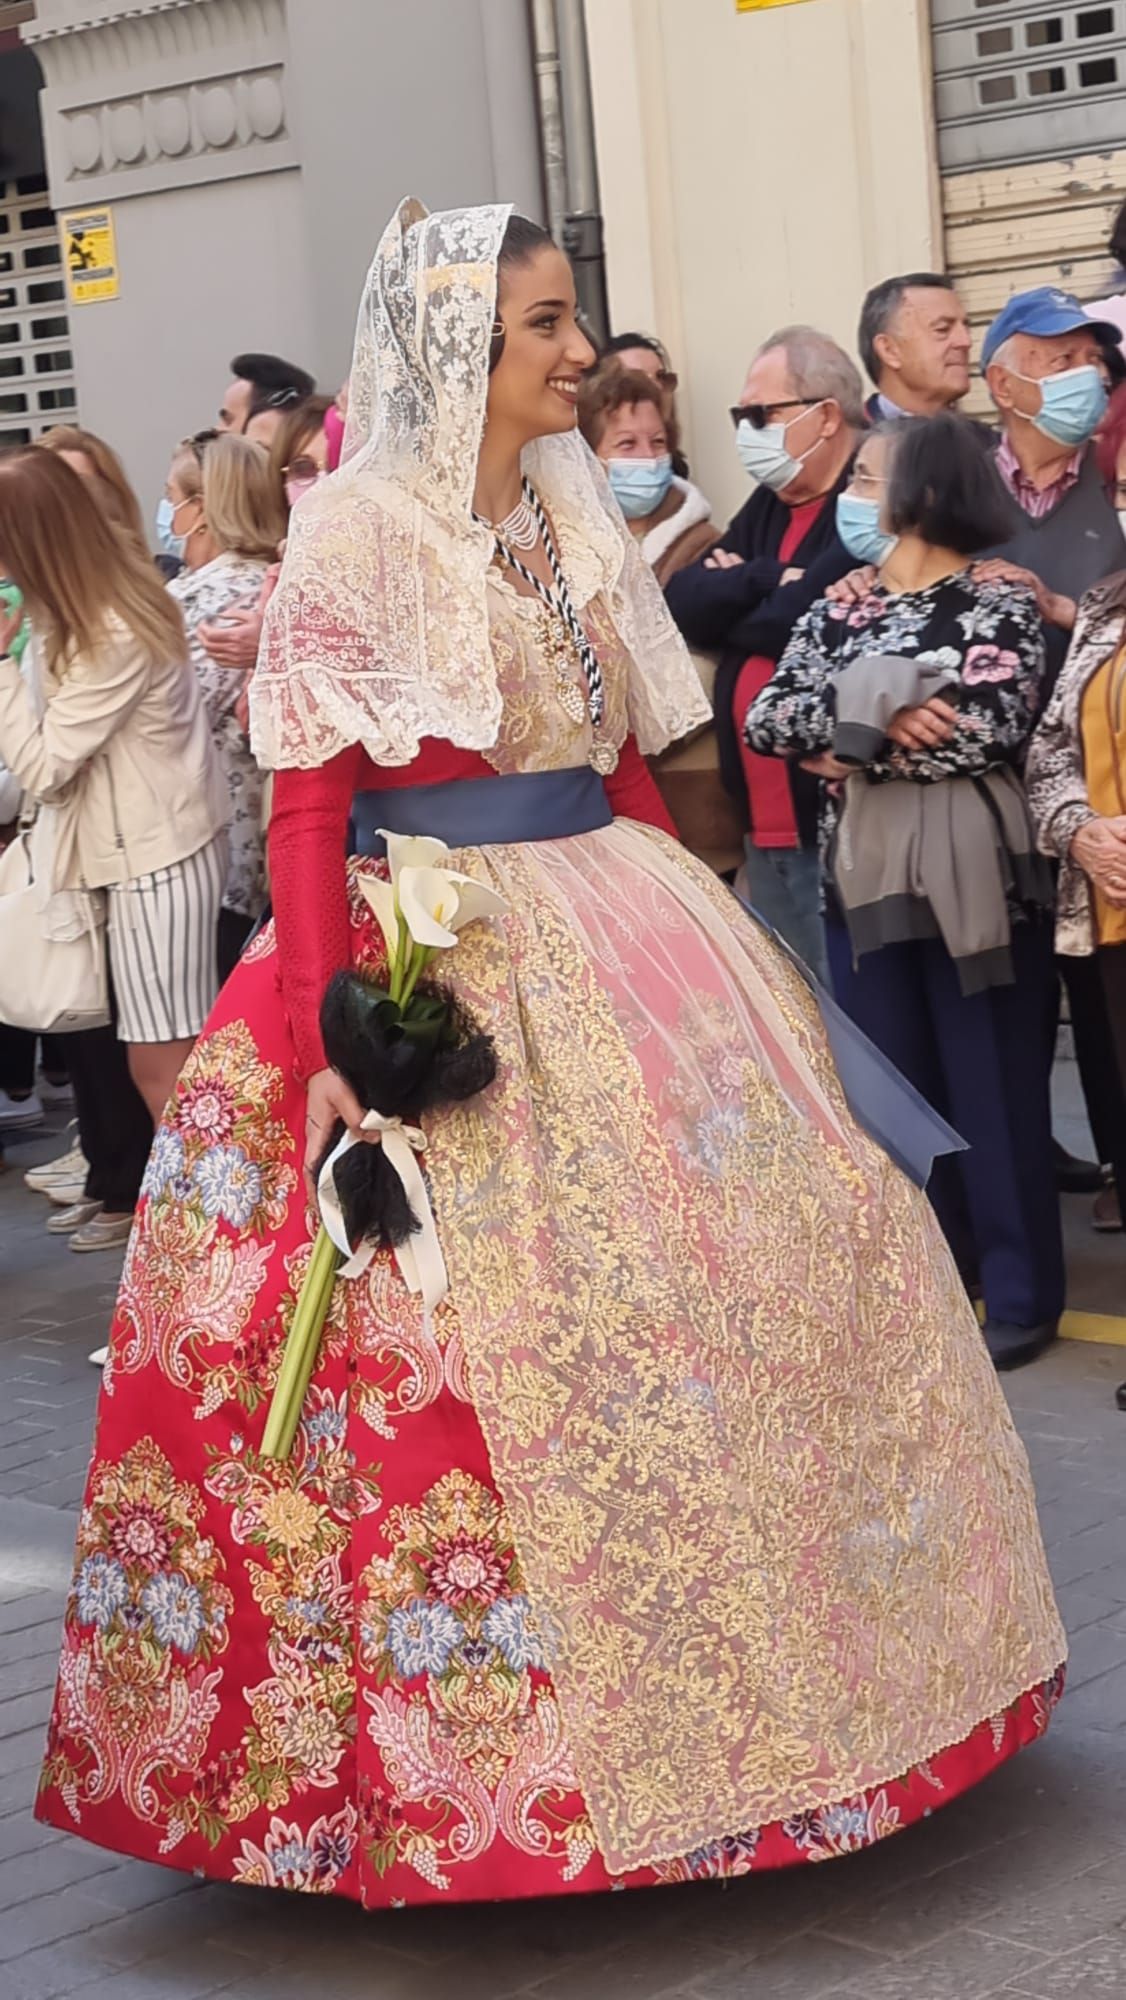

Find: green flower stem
396;941;435;1014
261;1224;342;1459
391;912;410;1002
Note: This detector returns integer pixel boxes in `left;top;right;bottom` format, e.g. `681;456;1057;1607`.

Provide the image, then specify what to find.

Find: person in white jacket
0;447;230;1122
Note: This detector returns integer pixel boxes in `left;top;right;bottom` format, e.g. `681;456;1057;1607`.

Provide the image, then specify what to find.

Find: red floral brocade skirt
36;833;1064;1905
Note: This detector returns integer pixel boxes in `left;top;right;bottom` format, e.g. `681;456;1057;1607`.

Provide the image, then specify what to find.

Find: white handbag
0;808;109;1033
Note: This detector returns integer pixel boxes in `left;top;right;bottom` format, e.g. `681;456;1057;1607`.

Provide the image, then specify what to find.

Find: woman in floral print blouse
748;414;1062;1374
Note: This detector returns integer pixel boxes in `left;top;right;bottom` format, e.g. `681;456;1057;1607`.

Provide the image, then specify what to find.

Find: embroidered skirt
37;821;1065;1904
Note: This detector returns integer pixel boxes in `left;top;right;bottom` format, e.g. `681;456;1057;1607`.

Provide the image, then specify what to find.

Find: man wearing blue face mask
981;288;1126;1239
665;327;863;977
980;289;1121;692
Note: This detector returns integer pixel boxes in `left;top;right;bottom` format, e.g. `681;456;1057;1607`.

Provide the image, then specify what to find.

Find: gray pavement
1;1105;1125;2000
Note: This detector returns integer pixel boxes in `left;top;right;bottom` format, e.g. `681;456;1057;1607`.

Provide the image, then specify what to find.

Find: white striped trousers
105;831;229;1044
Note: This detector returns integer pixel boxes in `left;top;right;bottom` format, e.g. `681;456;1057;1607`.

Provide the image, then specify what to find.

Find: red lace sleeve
606;734;679;837
269;744;362;1081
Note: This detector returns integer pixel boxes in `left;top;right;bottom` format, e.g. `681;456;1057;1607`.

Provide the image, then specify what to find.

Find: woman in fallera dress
36;200;1065;1907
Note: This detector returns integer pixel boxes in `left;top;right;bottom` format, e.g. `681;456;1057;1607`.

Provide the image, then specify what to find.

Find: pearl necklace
488;492;538;551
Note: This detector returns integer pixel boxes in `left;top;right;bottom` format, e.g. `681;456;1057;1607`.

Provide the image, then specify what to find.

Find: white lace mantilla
251;198;709;772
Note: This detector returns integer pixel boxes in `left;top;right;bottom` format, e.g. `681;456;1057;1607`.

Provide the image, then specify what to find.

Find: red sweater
733;496;828;849
269;736;675;1079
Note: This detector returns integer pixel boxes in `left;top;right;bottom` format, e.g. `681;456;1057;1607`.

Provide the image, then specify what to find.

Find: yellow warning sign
60;207;119;305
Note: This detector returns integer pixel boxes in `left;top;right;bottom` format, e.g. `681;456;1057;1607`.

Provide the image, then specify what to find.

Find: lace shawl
250;198;709;771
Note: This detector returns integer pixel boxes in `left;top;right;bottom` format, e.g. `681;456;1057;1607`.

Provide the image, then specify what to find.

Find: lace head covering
250;197;709;771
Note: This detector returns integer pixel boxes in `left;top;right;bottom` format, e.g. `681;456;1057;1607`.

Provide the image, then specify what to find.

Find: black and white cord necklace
474;477;618;776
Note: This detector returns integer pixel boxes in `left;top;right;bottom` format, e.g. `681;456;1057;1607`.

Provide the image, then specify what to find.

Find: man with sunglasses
218;351;315;438
665;326;863;978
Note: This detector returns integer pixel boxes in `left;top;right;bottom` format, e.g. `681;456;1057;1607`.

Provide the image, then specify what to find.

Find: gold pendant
589;738;619;777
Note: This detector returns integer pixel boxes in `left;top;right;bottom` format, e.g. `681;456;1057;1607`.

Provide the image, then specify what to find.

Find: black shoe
983;1318;1059;1372
1052;1140;1107;1195
1116;1382;1126;1412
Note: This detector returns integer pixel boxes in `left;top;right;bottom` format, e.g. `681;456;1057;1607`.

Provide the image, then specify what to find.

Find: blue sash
351;767;612;855
733;890;967;1191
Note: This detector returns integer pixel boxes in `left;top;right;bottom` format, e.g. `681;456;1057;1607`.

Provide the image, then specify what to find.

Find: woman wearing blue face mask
748;415;1066;1376
834;440;900;570
580;363;742;871
579;364;716;585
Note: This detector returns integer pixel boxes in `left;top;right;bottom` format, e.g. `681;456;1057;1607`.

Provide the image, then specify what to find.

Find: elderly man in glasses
665;325;863;979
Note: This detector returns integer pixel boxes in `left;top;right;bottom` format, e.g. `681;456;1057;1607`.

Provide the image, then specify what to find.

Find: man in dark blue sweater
665;326;862;978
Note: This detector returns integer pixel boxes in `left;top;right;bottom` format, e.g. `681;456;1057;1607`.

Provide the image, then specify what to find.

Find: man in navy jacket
665;325;863;977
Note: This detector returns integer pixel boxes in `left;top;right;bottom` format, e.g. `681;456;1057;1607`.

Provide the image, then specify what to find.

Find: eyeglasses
729;399;820;432
283;455;321;484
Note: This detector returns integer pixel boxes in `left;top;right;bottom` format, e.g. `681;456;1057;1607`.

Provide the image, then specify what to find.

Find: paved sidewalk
1;1115;1125;2000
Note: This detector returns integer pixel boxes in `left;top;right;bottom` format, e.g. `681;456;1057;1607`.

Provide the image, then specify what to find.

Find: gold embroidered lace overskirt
415;823;1065;1875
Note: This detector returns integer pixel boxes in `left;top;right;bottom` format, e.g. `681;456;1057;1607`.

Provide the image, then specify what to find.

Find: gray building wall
288;0;545;396
24;0;544;529
65;173;315;503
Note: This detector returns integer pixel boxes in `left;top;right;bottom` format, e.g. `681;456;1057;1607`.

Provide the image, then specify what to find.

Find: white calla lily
357;837;509;1003
379;831;449;891
356;873;401;972
438;872;509;932
397;865;509;951
396;866;466;949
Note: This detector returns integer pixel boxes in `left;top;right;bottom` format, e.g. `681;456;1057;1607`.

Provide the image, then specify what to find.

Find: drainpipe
529;0;568;241
529;0;610;347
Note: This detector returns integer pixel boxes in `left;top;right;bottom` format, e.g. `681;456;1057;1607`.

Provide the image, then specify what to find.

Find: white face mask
734;402;827;494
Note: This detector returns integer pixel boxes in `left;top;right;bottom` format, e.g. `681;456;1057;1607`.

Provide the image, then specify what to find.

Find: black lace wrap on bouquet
315;970;498;1253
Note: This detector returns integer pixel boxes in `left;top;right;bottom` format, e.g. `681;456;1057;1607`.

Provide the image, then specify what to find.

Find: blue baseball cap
982;285;1120;367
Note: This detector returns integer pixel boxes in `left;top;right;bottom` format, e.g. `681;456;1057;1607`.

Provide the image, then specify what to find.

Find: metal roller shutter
0;173;76;445
932;2;1126;407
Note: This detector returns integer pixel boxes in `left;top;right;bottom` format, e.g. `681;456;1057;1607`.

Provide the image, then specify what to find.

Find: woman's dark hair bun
498;213;554;271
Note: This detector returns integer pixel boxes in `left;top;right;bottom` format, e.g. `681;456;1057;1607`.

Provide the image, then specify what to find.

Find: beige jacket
0;618;230;890
642;478;719;589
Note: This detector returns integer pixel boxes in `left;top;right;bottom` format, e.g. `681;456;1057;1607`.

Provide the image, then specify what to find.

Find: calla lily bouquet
261;836;505;1459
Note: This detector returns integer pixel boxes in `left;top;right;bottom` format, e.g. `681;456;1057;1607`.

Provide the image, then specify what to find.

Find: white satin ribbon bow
317;1109;450;1312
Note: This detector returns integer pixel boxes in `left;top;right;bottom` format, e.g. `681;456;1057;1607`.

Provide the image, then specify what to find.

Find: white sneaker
88;1346;109;1369
46;1175;91;1207
0;1088;45;1130
25;1131;87;1193
46;1199;102;1235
